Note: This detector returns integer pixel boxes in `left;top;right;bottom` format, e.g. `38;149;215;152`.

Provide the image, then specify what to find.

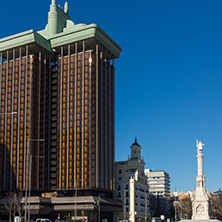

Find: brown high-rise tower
56;44;115;191
0;1;122;220
0;0;121;197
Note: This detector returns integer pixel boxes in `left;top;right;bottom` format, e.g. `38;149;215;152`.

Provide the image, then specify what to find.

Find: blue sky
1;0;222;193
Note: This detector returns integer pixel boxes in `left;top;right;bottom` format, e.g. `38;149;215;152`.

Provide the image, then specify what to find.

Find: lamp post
98;194;101;222
73;179;84;219
124;188;126;220
25;138;44;222
28;154;44;222
174;189;178;222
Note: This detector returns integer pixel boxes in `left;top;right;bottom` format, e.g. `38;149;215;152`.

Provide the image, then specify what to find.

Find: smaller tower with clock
130;137;142;159
114;138;149;222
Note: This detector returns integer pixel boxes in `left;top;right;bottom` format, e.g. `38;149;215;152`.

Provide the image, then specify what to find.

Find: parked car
36;219;52;222
119;220;132;222
14;216;25;222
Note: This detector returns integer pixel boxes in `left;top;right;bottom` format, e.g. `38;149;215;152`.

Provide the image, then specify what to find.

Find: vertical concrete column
104;50;108;190
43;54;47;189
108;54;112;190
100;48;104;189
24;45;28;188
129;178;135;222
112;58;115;191
96;44;99;188
48;56;52;190
74;43;78;189
67;44;71;189
82;41;85;188
59;47;63;189
3;50;9;190
88;51;92;187
10;49;15;189
18;47;21;189
37;51;41;189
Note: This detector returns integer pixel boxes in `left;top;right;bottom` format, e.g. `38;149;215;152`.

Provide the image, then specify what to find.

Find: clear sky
1;0;222;193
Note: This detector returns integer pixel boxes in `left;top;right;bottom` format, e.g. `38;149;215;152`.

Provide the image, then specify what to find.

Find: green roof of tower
0;30;52;52
0;0;122;58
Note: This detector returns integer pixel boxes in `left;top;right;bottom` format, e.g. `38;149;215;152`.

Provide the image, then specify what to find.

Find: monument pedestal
180;219;220;222
191;186;210;220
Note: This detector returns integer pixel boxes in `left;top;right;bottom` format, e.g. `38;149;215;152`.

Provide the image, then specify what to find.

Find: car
36;219;52;222
14;217;25;222
119;220;132;222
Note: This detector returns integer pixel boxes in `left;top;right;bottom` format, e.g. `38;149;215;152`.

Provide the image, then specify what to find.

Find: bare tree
149;194;171;217
14;191;23;219
209;193;222;220
0;192;16;222
180;197;192;219
0;191;23;222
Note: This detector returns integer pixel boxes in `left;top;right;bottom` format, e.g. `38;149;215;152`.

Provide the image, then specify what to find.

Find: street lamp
123;188;126;220
25;139;44;222
73;179;84;220
28;154;44;222
98;195;101;222
180;190;183;220
174;189;178;222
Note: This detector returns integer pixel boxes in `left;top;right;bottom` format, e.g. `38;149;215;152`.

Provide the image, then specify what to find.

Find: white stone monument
180;140;220;222
191;140;210;220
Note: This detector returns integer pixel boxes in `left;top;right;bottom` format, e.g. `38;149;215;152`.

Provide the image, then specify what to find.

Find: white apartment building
114;139;150;222
145;169;170;197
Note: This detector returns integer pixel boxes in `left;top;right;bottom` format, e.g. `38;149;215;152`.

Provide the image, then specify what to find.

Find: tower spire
48;0;58;37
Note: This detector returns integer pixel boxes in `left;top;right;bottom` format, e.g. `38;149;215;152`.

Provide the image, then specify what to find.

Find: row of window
117;183;148;192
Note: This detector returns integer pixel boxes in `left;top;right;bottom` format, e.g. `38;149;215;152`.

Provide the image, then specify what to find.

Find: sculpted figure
196;139;204;151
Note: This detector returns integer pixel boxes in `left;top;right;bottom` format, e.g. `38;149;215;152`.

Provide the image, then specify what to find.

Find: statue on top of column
196;139;204;152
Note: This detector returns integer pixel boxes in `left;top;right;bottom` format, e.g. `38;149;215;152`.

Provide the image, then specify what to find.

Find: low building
114;139;150;222
145;169;170;198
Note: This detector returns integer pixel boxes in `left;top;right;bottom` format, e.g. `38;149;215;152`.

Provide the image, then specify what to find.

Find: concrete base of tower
22;195;122;222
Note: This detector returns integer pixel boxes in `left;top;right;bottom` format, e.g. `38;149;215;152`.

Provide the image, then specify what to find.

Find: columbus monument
181;140;220;222
191;140;210;220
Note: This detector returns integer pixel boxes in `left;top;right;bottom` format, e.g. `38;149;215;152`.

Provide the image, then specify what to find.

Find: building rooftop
131;138;141;146
0;0;122;58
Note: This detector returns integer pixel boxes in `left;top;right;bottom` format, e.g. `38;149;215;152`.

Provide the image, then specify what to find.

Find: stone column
197;151;204;176
129;178;135;222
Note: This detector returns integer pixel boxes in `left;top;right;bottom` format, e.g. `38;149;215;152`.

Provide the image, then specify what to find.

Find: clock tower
130;138;142;159
115;138;148;222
